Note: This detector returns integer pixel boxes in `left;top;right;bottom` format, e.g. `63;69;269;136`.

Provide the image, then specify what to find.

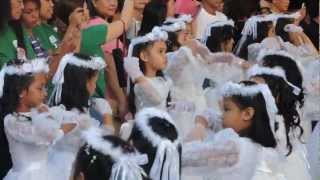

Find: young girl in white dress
72;127;150;180
247;65;311;180
0;59;76;180
183;81;287;180
48;53;114;180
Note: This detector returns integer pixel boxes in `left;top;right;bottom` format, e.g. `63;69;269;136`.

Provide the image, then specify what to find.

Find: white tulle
134;76;172;112
182;128;287;180
3;108;66;180
307;122;320;180
47;109;104;180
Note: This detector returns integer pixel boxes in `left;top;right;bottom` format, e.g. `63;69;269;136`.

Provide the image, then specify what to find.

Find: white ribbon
149;140;180;180
110;154;148;180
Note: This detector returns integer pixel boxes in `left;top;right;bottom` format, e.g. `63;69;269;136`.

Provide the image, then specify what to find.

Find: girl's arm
105;0;134;42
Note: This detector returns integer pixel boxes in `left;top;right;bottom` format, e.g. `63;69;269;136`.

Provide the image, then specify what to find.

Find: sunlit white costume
246;65;312;180
182;82;287;180
48;53;113;180
0;59;62;180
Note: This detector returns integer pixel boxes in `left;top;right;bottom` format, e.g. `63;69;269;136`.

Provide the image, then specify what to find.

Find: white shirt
194;8;228;39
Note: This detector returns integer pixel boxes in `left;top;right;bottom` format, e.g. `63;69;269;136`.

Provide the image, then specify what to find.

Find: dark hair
205;24;234;52
253;74;304;155
138;1;167;35
223;0;260;21
229;80;277;148
0;59;36;178
275;17;294;42
128;42;171;115
306;0;319;18
73;135;150;180
234;21;273;59
162;15;182;52
262;54;304;108
53;53;98;112
54;0;84;25
23;0;41;8
0;0;11;30
129;116;182;177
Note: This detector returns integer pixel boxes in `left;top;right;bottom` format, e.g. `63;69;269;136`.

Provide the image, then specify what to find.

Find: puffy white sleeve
182;128;259;179
182;129;239;173
4;113;64;146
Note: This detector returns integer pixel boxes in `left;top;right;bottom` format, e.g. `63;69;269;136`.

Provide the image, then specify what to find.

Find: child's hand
61;123;77;134
168;100;195;112
124;57;144;81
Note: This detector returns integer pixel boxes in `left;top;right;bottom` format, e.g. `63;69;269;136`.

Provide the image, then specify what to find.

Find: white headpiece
247;65;302;95
201;19;235;44
50;53;106;104
0;58;49;97
127;27;168;57
164;14;193;24
220;81;279;137
135;108;180;180
235;15;275;55
283;24;303;33
82;127;148;180
257;48;295;62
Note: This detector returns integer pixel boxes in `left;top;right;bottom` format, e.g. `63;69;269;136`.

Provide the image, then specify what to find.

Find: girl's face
86;72;99;96
93;0;118;18
177;24;193;46
40;0;54;21
166;0;175;17
272;0;289;12
203;0;224;12
141;40;168;73
267;25;276;37
22;1;40;29
20;73;47;109
134;0;150;10
221;38;234;52
11;0;24;20
221;97;254;133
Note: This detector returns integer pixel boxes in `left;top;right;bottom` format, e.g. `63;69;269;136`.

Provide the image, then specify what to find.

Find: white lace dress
165;47;208;137
182;128;287;180
47;108;103;180
3;109;64;180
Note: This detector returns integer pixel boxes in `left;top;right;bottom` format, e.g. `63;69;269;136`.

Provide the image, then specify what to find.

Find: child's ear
242;107;255;122
19;90;28;100
139;50;149;63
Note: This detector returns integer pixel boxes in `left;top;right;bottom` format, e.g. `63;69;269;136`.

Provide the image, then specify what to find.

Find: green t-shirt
80;24;108;98
0;24;36;67
32;23;61;52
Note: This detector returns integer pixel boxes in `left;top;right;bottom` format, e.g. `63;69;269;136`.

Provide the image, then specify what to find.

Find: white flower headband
247;65;302;96
0;58;49;97
82;127;148;180
257;49;295;62
220;81;279;137
50;53;106;104
135;108;181;180
164;14;193;24
284;24;303;33
202;19;235;44
127;27;168;57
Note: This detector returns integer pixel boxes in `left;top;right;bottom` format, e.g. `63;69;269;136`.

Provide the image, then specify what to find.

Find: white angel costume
48;53;113;180
3;109;65;180
307;122;320;180
0;58;62;180
246;65;312;180
182;82;288;180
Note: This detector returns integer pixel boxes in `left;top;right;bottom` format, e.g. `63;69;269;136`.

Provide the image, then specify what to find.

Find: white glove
78;114;92;130
168;100;195;113
91;98;112;115
198;109;222;130
124;57;144;81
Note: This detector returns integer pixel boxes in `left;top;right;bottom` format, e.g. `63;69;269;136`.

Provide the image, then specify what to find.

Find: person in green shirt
0;0;37;68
